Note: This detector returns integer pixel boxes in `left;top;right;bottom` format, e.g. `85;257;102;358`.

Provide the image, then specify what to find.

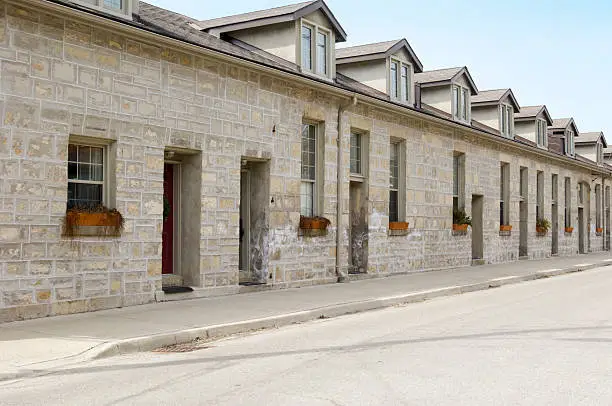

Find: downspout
336;95;358;282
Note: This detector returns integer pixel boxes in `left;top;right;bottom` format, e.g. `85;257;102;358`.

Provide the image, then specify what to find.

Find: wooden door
162;164;174;274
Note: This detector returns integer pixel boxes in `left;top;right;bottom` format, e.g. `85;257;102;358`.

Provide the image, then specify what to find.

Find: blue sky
146;0;612;141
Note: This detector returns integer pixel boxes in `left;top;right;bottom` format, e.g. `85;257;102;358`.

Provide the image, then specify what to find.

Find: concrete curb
2;259;610;382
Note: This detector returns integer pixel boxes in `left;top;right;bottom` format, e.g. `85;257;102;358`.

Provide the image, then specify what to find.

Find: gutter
336;95;358;282
28;0;611;176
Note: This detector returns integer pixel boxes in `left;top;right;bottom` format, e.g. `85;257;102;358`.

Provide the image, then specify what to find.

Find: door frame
239;167;251;275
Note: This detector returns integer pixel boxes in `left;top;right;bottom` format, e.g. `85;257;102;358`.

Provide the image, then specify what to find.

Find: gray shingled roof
414;67;478;94
551;118;571;129
198;1;315;29
336;40;400;59
197;0;347;40
514;105;553;125
336;39;423;72
576;132;603;144
471;88;520;111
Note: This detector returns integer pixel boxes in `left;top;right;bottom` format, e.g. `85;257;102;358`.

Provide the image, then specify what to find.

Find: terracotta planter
299;216;330;230
66;212;122;227
596;227;603;233
536;226;548;234
565;227;574;233
452;224;469;232
389;221;409;231
499;225;512;232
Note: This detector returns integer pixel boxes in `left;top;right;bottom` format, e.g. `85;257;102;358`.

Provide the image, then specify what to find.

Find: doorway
606;208;610;251
239;159;270;285
519;167;528;258
471;195;484;261
162;163;178;276
551;203;558;255
578;207;585;254
349;181;368;274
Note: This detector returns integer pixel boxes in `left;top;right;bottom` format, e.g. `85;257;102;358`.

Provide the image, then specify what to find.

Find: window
597;142;603;164
552;174;558;203
565;130;575;156
301;22;330;77
316;32;327;75
500;163;510;225
390;61;398;99
453;153;465;213
67;144;105;209
596;184;602;229
500;104;514;137
301;123;317;216
536;119;547;147
389;59;412;104
389;142;400;222
536;171;544;221
579;183;584;205
565;177;571;228
452;85;470;123
350;132;362;175
72;0;131;18
520;167;528;200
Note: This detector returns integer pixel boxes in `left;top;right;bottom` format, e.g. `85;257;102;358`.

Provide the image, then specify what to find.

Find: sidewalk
1;253;611;381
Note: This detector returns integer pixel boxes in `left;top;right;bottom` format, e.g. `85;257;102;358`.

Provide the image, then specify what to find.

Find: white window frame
300;122;319;217
67;141;109;209
536;119;547;147
300;19;331;79
566;130;575;156
453;153;465;213
536;170;544;221
71;0;133;19
389;140;405;223
499;104;514;138
596;184;602;229
597;142;603;164
389;57;412;105
452;84;470;123
350;131;363;176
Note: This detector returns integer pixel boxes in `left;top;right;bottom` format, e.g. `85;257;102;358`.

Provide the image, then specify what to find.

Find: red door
162;164;174;274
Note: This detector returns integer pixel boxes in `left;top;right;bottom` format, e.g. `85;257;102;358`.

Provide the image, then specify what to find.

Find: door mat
162;286;194;294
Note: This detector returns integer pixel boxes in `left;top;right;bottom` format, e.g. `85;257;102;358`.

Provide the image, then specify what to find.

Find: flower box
536;226;547;234
452;224;469;232
299;216;330;230
596;227;603;233
565;227;574;234
62;207;124;238
389;221;409;231
499;225;512;232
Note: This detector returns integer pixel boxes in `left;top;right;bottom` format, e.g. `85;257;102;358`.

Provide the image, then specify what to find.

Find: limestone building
0;0;609;322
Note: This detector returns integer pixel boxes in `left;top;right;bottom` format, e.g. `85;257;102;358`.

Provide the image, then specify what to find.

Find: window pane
301;26;312;71
390;61;398;98
91;164;104;182
507;107;513;135
67;182;103;209
103;0;122;10
350;133;361;174
452;87;459;118
316;32;327;75
79;146;91;163
461;88;468;120
78;163;91;181
301;124;316;181
390;143;399;189
68;162;78;180
400;65;409;102
91;147;103;164
453;155;459;196
501;106;507;134
300;181;314;217
389;191;398;222
68;144;77;161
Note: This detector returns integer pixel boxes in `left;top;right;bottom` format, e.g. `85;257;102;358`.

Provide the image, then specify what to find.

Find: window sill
298;228;328;238
388;229;409;237
350;174;365;183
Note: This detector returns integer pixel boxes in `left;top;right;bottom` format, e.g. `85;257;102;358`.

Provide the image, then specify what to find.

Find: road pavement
2;266;612;405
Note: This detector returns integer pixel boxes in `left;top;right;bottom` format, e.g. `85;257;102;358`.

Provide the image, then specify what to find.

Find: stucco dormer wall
575;144;598;163
336;59;387;94
420;85;452;116
231;22;297;64
472;106;499;132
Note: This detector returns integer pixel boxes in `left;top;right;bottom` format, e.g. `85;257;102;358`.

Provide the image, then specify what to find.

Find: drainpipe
336;95;358;282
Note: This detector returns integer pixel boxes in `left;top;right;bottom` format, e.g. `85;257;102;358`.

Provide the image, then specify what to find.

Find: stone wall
0;0;609;322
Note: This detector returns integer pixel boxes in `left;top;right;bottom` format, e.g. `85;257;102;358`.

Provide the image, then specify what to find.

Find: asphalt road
2;266;612;405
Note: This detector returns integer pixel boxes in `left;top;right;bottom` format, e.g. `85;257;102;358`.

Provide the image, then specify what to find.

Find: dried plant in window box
62;205;125;238
596;227;603;235
564;227;574;234
536;218;550;235
389;221;409;231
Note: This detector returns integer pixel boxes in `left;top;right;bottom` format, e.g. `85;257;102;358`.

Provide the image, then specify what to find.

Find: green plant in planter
536;217;551;232
453;209;472;226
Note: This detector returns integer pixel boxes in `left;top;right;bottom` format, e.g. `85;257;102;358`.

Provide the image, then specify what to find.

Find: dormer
60;0;137;20
575;131;607;165
415;67;478;124
549;118;578;157
471;89;520;138
514;105;553;149
336;39;423;106
197;0;347;80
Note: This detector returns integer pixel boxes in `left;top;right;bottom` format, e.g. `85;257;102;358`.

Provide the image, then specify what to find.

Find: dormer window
389;58;411;104
69;0;133;19
597;142;603;163
536;119;547;147
500;104;514;137
452;85;470;123
301;21;330;78
565;130;575;156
